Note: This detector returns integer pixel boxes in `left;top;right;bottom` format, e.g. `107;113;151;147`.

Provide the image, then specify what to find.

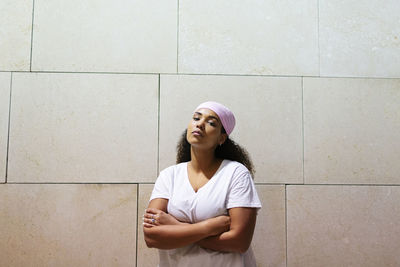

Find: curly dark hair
176;129;255;177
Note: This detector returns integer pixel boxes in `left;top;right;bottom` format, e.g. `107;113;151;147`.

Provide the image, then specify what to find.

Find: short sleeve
150;169;172;201
226;170;262;209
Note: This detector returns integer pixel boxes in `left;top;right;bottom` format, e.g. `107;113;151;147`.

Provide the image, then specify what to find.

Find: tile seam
4;182;156;185
135;184;139;267
29;0;35;72
4;182;399;186
2;70;400;80
5;72;13;183
176;0;180;73
301;77;305;184
285;185;288;267
157;74;161;175
285;183;400;187
317;0;321;76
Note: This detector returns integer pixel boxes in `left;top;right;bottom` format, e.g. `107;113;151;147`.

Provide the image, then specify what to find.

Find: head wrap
194;101;236;135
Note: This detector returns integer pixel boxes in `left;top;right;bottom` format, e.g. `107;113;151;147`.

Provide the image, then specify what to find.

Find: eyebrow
194;112;220;122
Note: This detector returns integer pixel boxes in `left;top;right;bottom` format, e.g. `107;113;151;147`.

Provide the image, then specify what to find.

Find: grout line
254;182;400;187
11;70;161;76
5;72;13;183
176;0;180;73
254;183;293;186
317;0;321;76
301;77;305;184
5;182;150;185
285;183;400;187
3;181;399;186
29;0;35;72
135;185;139;267
285;185;288;267
2;70;400;80
157;74;161;174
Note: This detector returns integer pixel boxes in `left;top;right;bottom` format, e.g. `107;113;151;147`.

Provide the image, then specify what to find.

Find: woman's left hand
143;208;182;228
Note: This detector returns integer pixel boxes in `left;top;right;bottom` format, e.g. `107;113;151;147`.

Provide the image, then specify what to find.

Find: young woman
143;101;261;267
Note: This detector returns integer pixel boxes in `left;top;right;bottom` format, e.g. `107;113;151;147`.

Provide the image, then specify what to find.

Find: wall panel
0;184;137;266
304;77;400;184
320;0;400;78
8;73;158;183
179;0;318;76
32;0;177;73
287;185;400;267
0;0;32;71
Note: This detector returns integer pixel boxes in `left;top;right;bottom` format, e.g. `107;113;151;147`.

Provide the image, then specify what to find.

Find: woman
143;101;261;267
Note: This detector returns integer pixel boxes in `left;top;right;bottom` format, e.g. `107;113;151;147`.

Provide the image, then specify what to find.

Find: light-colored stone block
287;185;400;267
304;77;400;184
137;184;159;267
179;0;319;76
8;72;158;182
0;0;32;71
0;184;137;266
0;73;11;182
160;74;303;183
253;185;286;267
32;0;177;73
320;0;400;78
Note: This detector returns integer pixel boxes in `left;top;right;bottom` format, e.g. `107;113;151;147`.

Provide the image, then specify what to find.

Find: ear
218;133;228;145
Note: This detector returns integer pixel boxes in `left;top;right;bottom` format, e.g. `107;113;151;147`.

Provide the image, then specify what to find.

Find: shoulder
158;162;187;177
222;160;251;176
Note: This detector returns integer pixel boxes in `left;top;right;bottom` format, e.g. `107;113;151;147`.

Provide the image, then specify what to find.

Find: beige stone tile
320;0;400;78
179;0;318;76
0;0;32;71
160;74;303;183
304;77;400;184
0;73;11;182
0;184;137;266
8;73;158;182
137;184;159;267
253;185;286;267
287;185;400;267
32;0;177;73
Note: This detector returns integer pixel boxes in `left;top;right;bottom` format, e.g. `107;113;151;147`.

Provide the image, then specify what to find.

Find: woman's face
186;108;227;150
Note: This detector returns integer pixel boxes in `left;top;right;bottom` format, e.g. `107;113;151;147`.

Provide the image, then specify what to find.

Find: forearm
197;230;251;253
143;203;230;250
144;221;214;249
197;207;258;253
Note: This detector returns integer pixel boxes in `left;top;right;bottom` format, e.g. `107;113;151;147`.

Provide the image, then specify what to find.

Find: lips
192;130;203;136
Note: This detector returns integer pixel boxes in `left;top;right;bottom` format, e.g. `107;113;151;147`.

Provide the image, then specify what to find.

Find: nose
195;119;205;130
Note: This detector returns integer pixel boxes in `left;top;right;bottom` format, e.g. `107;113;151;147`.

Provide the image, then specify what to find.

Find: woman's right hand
144;208;183;227
204;215;231;236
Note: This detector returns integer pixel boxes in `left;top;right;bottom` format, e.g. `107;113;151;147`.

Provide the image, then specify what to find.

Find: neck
189;146;219;172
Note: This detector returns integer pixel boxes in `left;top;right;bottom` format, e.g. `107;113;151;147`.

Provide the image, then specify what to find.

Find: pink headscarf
194;101;236;135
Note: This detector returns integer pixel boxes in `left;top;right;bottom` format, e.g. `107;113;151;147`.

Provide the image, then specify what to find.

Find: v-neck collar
185;159;226;194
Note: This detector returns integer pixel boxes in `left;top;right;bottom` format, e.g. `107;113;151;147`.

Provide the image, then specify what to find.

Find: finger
143;218;156;225
143;213;154;219
145;208;157;214
143;222;154;228
143;212;160;221
146;208;163;215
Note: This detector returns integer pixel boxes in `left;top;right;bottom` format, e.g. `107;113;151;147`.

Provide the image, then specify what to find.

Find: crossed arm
143;198;257;253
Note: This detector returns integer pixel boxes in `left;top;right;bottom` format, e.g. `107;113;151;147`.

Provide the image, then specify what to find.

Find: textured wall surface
1;0;399;266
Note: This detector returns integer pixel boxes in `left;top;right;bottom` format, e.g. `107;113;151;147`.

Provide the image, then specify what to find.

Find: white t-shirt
150;159;262;267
